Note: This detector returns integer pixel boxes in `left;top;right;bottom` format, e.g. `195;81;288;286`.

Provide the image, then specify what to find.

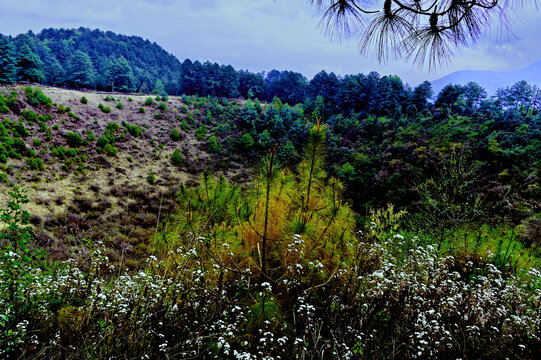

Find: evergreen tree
104;56;135;92
15;35;44;83
65;50;95;88
0;36;16;84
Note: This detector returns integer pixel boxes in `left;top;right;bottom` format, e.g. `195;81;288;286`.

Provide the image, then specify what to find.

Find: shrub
147;171;155;184
206;135;222;153
170;129;181;141
170;149;183;167
26;87;52;107
154;112;163;120
65;132;83;147
139;107;145;113
116;102;123;110
26;157;45;171
99;104;111;113
123;122;142;137
22;110;39;125
80;96;88;104
158;102;167;111
145;97;153;106
15;121;30;137
195;126;207;140
103;143;118;156
33;139;41;147
68;111;79;120
57;104;65;113
86;129;95;142
96;136;110;148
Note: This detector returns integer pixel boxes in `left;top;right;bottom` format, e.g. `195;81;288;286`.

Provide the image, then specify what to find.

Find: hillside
0;85;248;264
431;60;541;95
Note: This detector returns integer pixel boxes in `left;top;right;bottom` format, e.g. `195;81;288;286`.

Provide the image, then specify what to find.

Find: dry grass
0;85;246;264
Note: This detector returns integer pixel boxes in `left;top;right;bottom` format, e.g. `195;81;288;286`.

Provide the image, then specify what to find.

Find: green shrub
65;132;83;147
123;122;142;137
26;157;45;171
158;102;167;111
170;129;181;141
195;126;207;140
52;124;59;130
128;97;133;102
170;149;183;167
206;135;222;153
68;111;79;120
99;104;111;113
33;139;41;147
139;107;145;113
26;87;52;107
22;110;39;125
103;143;118;156
154;112;163;120
86;129;95;142
96;136;110;148
147;171;156;184
80;96;88;104
15;121;30;137
145;97;154;106
116;102;123;110
181;118;188;131
57;104;65;113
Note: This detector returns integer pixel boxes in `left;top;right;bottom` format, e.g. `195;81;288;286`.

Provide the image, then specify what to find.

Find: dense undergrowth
1;123;540;358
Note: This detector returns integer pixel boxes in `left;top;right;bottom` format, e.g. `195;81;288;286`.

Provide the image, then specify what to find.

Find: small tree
170;149;183;167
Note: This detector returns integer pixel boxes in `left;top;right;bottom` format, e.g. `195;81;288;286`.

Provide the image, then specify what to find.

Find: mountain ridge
431;60;541;95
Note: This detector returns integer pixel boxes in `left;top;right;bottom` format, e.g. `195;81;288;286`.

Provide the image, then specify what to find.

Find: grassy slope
0;85;248;265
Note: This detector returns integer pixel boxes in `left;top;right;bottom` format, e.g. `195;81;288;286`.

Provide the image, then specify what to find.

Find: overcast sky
0;0;539;85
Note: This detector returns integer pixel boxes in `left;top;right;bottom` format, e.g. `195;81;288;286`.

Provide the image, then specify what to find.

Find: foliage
64;132;83;147
170;148;183;166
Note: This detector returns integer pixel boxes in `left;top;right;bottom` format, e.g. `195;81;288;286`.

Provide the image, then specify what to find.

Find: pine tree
104;56;135;92
65;50;95;89
0;36;16;84
16;38;44;83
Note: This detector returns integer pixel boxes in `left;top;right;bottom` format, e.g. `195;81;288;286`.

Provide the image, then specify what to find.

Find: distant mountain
431;61;541;96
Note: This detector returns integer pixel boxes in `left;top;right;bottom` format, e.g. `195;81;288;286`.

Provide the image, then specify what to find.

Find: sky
0;0;539;85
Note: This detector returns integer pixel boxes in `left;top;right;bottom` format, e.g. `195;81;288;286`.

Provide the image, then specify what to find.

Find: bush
99;104;111;113
145;97;154;106
154;112;163;120
65;132;83;147
68;111;79;120
116;102;123;110
123;122;142;137
96;136;110;148
22;110;39;125
195;126;207;140
33;139;41;147
25;87;52;107
206;135;222;153
147;171;155;184
103;143;118;156
139;107;145;113
26;157;45;171
15;121;30;137
86;129;95;142
170;129;181;141
80;96;88;104
170;149;183;167
158;102;167;111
